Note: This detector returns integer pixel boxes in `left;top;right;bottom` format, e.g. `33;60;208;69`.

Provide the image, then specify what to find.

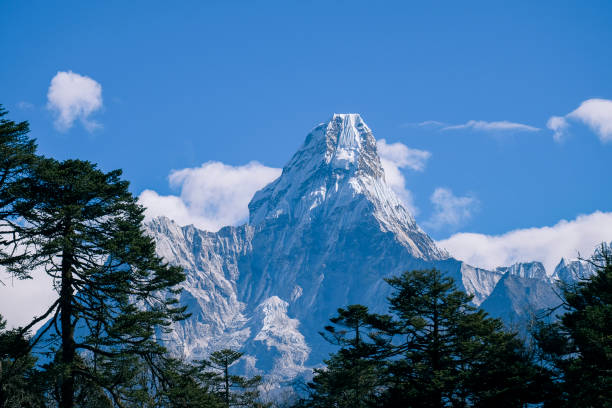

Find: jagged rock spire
249;114;445;260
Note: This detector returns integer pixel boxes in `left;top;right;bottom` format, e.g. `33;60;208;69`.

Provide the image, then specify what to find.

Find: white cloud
424;188;478;230
377;139;431;171
548;98;612;143
0;268;56;330
567;98;612;142
547;116;569;142
377;139;431;214
417;120;446;127
47;70;103;132
438;211;612;273
443;120;540;132
139;161;281;231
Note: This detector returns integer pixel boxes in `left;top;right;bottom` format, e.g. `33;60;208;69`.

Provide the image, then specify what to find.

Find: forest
1;106;611;407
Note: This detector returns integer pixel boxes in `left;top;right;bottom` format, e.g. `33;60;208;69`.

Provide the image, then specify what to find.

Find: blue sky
1;1;612;276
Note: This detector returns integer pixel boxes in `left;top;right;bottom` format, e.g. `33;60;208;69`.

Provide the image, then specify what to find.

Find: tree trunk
432;295;442;408
224;362;230;408
0;359;4;408
60;224;75;408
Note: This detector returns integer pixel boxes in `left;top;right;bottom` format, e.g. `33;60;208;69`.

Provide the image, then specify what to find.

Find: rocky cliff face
144;114;593;383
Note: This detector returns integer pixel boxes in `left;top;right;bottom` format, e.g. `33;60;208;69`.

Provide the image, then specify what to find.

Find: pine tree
305;305;389;408
202;349;265;408
3;158;187;408
382;269;544;407
134;356;223;408
535;244;612;407
303;270;547;407
0;107;42;407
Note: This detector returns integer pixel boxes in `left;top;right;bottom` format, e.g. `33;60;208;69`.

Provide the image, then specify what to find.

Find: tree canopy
3;157;187;407
302;269;547;407
535;244;612;407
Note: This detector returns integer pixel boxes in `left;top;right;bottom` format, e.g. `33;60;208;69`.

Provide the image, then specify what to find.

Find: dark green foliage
0;106;223;406
202;349;267;408
535;244;612;407
153;357;224;408
306;305;389;407
0;105;36;273
302;269;546;408
382;269;545;407
0;315;45;408
3;158;187;407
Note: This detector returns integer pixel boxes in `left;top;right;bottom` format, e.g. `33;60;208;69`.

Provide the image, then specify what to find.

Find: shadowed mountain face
144;114;584;383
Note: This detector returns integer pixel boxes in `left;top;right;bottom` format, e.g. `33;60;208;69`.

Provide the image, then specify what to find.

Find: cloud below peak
438;211;612;273
377;139;431;215
377;139;431;172
139;161;281;232
47;70;103;132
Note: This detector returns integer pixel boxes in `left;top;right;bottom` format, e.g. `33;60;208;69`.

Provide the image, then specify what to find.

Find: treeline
295;249;612;408
0;107;265;407
1;106;611;407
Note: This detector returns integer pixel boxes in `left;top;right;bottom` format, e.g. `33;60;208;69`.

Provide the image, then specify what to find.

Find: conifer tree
3;158;187;408
0;107;43;407
305;305;389;408
535;244;612;407
302;269;546;407
203;349;265;408
382;269;544;407
155;357;224;408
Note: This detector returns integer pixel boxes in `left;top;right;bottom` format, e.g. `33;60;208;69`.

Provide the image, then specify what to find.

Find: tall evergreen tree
202;349;265;408
382;269;544;407
535;244;612;407
302;269;547;407
3;158;187;408
0;106;43;407
305;305;389;408
153;356;223;408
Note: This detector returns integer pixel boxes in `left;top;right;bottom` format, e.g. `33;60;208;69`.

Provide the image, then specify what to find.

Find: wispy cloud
139;161;281;231
47;70;103;132
424;188;479;230
548;98;612;143
438;211;612;273
418;120;446;127
442;120;540;132
399;120;446;128
547;116;569;142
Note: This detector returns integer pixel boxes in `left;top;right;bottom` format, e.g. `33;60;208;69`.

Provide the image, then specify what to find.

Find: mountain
480;259;598;325
143;114;579;385
481;262;559;324
552;257;597;284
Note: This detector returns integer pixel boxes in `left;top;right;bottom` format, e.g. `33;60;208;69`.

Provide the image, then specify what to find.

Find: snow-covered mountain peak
325;113;380;173
552;258;596;284
248;114;445;260
496;261;547;280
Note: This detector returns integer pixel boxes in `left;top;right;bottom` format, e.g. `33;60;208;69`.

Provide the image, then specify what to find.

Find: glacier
144;113;596;385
